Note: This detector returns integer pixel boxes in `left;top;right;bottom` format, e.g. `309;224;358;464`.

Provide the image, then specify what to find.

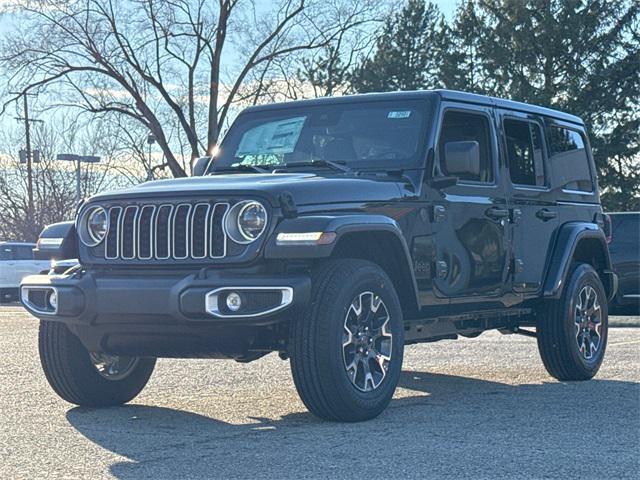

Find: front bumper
20;268;310;327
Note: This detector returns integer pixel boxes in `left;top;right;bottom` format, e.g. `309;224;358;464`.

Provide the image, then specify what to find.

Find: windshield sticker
387;110;412;119
236;116;306;157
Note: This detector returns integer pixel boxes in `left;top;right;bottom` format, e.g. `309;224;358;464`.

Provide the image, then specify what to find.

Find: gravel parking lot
1;304;638;479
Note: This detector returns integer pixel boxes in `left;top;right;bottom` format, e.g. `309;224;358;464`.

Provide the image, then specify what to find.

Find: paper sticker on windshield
236;116;306;157
387;110;412;119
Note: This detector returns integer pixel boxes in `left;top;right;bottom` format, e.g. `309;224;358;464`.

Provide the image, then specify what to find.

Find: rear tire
39;321;156;407
537;263;608;381
289;259;404;422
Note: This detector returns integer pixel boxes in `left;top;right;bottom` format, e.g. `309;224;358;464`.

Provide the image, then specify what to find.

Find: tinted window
15;246;34;260
438;111;493;183
212;100;430;172
548;126;593;192
611;215;640;246
0;246;14;261
504;119;545;186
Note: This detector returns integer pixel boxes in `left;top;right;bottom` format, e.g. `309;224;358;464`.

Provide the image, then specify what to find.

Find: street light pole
147;132;157;181
76;157;82;204
56;154;101;203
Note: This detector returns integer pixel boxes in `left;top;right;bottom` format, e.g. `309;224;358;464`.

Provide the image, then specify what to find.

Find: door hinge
511;208;522;225
512;258;524;274
432;205;446;222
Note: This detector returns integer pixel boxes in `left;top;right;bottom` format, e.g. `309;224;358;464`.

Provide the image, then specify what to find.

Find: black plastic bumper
20;269;311;327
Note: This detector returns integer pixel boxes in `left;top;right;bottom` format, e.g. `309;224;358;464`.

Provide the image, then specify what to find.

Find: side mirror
443;141;480;177
192;156;210;177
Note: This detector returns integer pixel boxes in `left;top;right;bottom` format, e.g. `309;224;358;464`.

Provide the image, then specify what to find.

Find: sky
0;0;461;159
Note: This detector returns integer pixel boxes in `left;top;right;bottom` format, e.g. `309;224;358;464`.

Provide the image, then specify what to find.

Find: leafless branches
1;0;381;177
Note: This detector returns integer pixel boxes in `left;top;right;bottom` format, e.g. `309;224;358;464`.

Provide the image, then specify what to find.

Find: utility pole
11;91;43;239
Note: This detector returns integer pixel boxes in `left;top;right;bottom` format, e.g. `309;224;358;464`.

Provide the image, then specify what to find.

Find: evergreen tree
447;0;640;210
439;0;490;93
349;0;446;92
298;45;349;97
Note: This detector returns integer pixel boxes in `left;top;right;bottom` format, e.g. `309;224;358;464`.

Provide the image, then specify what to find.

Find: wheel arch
542;222;617;301
264;215;420;316
330;230;419;316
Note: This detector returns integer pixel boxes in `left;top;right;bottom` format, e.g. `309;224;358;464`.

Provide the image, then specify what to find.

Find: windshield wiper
279;159;352;173
209;164;271;174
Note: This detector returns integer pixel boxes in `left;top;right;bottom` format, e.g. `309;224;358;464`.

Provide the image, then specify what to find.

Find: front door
426;103;511;302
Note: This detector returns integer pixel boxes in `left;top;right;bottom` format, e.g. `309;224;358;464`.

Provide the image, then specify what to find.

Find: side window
437;110;493;183
504;119;545;186
548;126;593;192
0;246;15;261
613;217;640;246
15;246;34;260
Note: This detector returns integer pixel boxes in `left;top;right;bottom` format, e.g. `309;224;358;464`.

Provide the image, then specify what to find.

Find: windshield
209;99;431;173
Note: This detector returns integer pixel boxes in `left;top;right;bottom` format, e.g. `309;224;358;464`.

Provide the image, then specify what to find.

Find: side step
404;307;534;344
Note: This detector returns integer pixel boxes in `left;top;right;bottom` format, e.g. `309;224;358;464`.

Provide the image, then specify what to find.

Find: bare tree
0;0;380;177
0;114;135;241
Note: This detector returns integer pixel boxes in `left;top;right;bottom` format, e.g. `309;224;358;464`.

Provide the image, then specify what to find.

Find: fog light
47;290;58;310
226;292;242;312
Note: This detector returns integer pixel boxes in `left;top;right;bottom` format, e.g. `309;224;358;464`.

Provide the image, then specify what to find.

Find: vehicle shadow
66;371;639;479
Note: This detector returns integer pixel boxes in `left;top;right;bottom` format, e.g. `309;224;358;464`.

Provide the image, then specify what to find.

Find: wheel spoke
342;291;393;392
573;285;603;361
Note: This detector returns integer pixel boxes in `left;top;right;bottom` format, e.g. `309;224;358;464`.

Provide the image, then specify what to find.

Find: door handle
536;209;557;221
485;207;510;219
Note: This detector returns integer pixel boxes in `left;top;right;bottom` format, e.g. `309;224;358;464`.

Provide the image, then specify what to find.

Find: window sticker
236;116;306;156
387;110;412;119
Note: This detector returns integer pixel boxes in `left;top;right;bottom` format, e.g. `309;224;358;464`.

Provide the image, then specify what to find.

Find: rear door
499;110;558;294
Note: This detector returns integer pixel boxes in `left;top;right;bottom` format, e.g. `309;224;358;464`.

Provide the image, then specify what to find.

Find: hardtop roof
243;89;584;126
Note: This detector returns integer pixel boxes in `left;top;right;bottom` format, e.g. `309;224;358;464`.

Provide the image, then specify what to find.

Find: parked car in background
608;212;640;314
0;242;50;303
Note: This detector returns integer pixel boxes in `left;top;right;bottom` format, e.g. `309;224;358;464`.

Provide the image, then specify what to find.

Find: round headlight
237;201;267;242
79;206;108;247
225;200;268;244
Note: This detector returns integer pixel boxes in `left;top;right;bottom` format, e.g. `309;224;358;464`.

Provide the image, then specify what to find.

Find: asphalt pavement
1;304;638;479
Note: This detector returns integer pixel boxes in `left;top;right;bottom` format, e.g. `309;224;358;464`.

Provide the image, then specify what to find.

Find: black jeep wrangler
21;90;617;422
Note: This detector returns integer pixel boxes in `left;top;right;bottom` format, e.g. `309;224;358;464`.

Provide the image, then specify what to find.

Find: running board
404;308;534;344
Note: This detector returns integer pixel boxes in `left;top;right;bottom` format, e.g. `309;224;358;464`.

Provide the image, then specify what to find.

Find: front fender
264;214;406;259
542;222;616;300
264;214;420;311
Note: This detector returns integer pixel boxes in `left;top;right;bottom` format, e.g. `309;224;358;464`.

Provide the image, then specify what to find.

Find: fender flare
264;214;419;308
542;222;617;301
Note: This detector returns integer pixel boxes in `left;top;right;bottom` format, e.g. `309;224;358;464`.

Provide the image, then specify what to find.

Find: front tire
39;321;156;407
289;260;404;422
537;263;608;381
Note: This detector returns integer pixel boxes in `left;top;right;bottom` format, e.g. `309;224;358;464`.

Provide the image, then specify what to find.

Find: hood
90;173;405;206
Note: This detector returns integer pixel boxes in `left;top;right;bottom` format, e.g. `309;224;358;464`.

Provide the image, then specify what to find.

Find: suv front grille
105;202;229;261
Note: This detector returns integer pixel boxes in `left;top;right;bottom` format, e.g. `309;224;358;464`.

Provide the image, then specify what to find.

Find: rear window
548;126;593;192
